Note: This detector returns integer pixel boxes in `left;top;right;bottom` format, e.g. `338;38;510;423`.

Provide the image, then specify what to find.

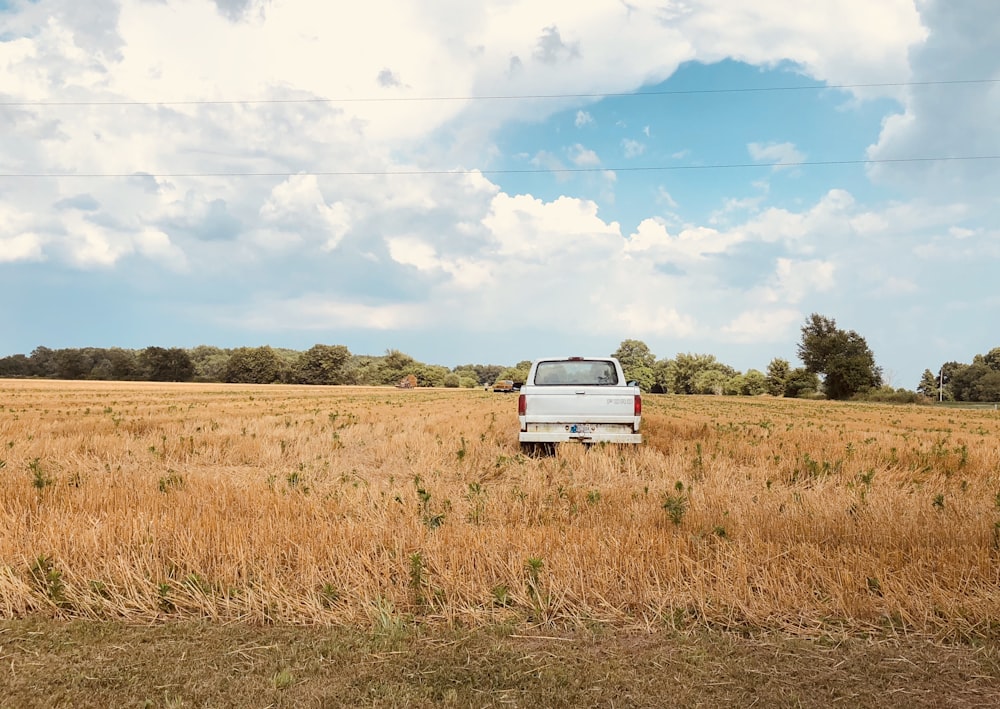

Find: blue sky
1;0;998;387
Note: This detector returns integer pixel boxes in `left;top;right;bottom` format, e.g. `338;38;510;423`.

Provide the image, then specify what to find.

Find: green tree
917;369;939;399
784;367;821;398
668;353;734;395
797;314;881;400
443;373;461;388
982;347;1000;372
224;346;282;384
612;339;656;388
295;344;351;385
377;349;418;385
188;345;230;382
723;374;745;396
765;358;790;397
54;349;87;380
741;369;767;396
453;364;504;386
29;346;58;378
691;369;728;395
0;353;32;377
951;363;1000;402
140;347;195;382
414;364;449;387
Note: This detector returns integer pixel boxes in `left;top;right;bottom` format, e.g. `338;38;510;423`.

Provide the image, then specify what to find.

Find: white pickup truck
517;357;642;453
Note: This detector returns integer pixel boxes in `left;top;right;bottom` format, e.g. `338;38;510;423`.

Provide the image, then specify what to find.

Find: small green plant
271;668;295;690
524;557;547;620
933;494;945;510
184;573;211;595
415;485;446;529
409;552;426;609
28;555;67;607
586;489;602;505
29;458;52;490
372;596;405;638
662;481;688;526
691;443;703;474
318;583;340;609
491;584;511;607
466;482;486;525
158;582;175;612
158;471;184;493
456;436;467;461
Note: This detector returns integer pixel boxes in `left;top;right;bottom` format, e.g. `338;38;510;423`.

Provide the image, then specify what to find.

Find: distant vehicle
492;379;516;393
517;357;641;453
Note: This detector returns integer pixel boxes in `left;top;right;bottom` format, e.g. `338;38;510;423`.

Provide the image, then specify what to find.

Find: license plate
567;424;595;434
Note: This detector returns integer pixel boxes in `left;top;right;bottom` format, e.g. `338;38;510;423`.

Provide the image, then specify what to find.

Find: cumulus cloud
866;0;1000;200
0;0;989;381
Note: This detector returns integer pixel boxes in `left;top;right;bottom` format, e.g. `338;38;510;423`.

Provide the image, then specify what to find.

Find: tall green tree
296;344;351;385
612;339;656;389
741;369;767;396
765;358;791;397
982;347;1000;372
797;314;881;400
224;346;282;384
668;353;735;395
784;367;821;398
188;345;230;382
140;347;195;382
917;369;939;399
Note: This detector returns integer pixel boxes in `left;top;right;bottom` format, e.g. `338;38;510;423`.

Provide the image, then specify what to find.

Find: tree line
1;314;994;402
609;313;883;400
0;344;520;389
916;349;1000;403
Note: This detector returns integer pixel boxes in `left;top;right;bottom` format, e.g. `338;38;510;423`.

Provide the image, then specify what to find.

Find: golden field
2;379;999;637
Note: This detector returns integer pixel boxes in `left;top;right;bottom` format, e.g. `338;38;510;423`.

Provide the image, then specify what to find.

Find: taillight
634;394;642;416
518;394;526;415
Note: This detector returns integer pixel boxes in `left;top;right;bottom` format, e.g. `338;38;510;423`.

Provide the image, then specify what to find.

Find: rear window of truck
533;360;619;386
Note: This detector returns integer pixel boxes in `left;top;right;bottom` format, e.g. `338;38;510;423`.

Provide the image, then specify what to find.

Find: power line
1;155;998;179
1;79;997;107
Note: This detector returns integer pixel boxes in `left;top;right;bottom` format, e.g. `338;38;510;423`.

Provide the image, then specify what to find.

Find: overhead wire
1;77;996;178
1;78;998;107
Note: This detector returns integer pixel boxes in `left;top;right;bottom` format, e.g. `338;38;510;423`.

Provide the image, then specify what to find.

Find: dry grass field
2;378;999;638
3;379;1000;706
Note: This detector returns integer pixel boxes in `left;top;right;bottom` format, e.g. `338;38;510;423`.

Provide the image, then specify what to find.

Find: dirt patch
1;619;998;708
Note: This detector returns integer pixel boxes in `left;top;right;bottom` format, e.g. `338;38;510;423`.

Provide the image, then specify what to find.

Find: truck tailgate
522;386;637;421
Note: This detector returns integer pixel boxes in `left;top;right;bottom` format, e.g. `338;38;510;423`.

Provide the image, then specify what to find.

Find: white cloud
722;308;802;343
2;0;990;386
135;229;189;271
0;234;45;263
866;0;1000;200
747;141;805;169
656;188;678;208
260;175;353;250
569;144;601;167
622;138;645;158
